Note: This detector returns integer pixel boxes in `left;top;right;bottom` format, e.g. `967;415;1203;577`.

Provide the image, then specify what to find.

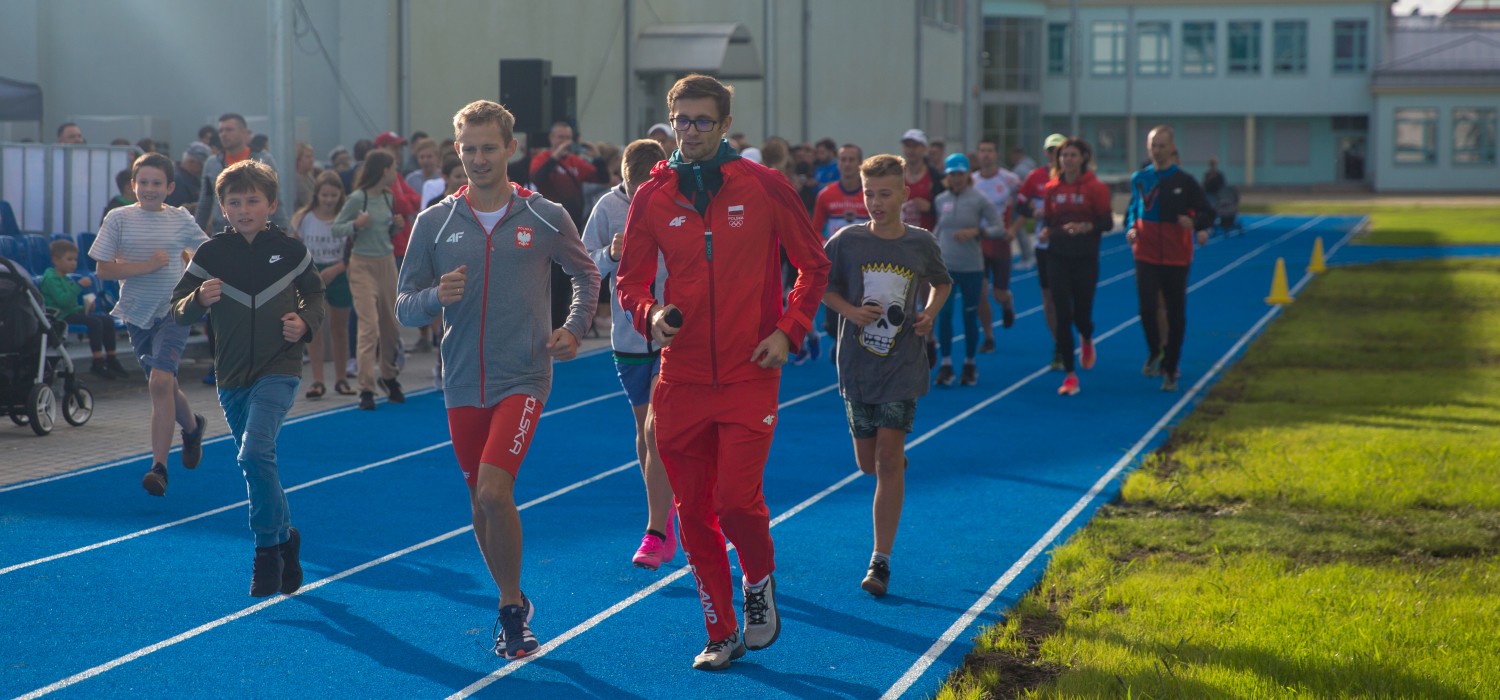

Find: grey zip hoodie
581;183;669;357
396;184;601;409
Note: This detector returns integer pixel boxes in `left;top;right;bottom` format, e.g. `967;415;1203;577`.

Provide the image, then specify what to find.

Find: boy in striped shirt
91;153;210;497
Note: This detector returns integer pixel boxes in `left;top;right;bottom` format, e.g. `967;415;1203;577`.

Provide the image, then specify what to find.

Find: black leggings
1047;253;1099;372
65;313;117;354
1134;261;1190;375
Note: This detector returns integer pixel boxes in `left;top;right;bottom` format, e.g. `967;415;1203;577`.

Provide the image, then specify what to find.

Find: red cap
374;131;406;148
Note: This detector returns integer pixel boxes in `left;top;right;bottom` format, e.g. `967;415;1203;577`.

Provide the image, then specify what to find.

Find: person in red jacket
616;74;830;671
1040;138;1114;396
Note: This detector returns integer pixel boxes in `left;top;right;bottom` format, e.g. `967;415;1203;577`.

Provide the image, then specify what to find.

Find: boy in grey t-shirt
822;154;951;598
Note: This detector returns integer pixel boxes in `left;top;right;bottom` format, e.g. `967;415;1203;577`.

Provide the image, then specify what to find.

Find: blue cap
944;152;971;175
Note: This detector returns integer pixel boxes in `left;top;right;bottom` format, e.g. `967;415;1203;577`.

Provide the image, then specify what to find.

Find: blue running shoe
494;595;538;660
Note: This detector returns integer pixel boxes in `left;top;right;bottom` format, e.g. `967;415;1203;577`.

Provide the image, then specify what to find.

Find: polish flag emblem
728;204;745;228
516;226;533;248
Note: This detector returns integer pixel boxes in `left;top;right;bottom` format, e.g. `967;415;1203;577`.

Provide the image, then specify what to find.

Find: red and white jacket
617;159;830;386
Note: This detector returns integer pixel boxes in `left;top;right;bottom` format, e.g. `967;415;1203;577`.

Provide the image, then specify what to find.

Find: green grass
1238;203;1500;246
938;259;1500;699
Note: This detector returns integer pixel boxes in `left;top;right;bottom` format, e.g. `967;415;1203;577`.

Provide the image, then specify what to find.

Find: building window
983;103;1041;158
1182;21;1216;76
1454;108;1498;165
1273;20;1308;75
1333;20;1369;73
1094;120;1127;163
1091;21;1126;76
920;0;959;25
983;17;1042;92
1137;21;1171;76
1394;108;1438;165
1228;21;1262;75
1047;22;1070;76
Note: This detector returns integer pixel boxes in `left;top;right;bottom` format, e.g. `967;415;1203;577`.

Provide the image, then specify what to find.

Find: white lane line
12;383;840;699
0;391;624;576
441;219;1309;697
880;217;1359;699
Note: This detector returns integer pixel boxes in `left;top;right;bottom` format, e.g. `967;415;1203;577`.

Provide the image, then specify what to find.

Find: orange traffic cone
1307;236;1327;274
1265;257;1293;305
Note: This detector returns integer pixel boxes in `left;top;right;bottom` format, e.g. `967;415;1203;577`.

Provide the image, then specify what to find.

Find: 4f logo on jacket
515;226;533;249
669;216;687;227
446;231;464;243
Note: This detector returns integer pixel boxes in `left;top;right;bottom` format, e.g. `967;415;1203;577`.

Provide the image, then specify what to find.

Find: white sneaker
742;574;780;650
692;631;745;671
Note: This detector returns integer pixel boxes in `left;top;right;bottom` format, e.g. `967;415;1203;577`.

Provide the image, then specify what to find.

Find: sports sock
940;358;952;367
646;529;666;540
871;552;890;566
744;574;769;591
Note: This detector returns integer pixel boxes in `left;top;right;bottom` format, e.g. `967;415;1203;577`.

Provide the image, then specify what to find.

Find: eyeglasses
669;116;719;133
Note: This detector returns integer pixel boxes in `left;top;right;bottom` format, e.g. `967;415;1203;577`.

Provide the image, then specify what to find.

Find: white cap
740;147;762;164
900;128;928;146
647;122;674;138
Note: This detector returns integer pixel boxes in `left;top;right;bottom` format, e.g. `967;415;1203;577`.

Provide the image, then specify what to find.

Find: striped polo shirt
89;205;208;327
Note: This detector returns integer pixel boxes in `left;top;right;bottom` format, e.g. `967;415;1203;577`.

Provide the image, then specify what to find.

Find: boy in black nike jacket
171;160;325;597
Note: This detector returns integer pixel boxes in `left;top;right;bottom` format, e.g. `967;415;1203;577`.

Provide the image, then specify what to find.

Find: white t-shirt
89;205;208;327
972;168;1022;224
421;177;446;207
297;213;343;266
472;202;511;232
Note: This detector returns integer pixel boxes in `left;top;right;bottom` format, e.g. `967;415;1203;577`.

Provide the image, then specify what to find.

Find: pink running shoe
632;533;668;570
1058;374;1080;396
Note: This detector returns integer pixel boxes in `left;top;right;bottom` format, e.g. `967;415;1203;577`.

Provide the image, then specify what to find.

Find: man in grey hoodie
195;113;287;233
395;100;600;662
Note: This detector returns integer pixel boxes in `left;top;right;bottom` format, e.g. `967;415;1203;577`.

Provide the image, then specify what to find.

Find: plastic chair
0;235;22;266
0;200;19;239
23;233;52;275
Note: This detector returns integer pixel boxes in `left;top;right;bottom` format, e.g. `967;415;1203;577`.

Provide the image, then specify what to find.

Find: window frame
1090;20;1127;77
1272;20;1308;75
1227;20;1262;76
1393;107;1439;166
1136;21;1172;77
1181;21;1217;76
1453;108;1498;166
1333;20;1369;74
1047;22;1070;76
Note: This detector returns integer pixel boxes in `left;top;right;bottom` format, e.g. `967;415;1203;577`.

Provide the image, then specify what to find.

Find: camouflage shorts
843;398;917;439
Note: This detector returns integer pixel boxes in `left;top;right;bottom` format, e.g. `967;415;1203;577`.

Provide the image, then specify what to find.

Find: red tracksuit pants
652;376;779;641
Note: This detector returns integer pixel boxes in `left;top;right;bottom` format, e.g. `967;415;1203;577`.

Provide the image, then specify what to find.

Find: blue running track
3;215;1469;699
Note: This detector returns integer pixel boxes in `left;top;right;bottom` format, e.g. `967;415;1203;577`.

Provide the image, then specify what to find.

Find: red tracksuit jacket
616;159;830;386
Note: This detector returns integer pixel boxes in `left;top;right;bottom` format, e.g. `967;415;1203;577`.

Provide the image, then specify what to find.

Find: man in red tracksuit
616;74;830;672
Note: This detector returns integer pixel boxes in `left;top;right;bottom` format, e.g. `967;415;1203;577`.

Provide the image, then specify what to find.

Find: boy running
823;154;950;596
396;100;599;660
91;153;209;496
171;160;325;596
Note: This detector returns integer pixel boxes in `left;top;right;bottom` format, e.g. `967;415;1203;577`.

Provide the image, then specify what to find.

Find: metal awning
635;23;763;79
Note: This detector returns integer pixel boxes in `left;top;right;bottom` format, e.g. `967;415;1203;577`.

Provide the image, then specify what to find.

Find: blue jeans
219;374;299;547
938;270;985;361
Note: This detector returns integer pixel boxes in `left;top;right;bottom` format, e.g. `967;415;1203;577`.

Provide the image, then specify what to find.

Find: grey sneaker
692;631;745;671
862;559;890;597
742;574;780;651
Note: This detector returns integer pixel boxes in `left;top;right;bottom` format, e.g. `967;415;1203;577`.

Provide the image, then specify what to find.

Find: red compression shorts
447;394;543;485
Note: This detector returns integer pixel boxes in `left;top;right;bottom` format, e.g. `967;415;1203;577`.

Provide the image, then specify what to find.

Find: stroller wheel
64;386;94;427
26;384;57;436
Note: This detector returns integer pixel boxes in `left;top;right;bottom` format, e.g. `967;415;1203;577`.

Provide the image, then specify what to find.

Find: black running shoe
278;527;303;595
105;355;130;378
358;391;376;410
181;413;206;469
978;337;996;354
1142;354;1163;378
1002;305;1015;329
494;595;538;660
1161;372;1180;392
935;364;955;387
141;462;167;497
862;559;890;597
89;359;114;380
379;377;405;404
960;363;978;387
250;544;283;597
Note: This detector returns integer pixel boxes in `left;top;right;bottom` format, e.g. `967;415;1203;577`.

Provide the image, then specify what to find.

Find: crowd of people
47;78;1221;674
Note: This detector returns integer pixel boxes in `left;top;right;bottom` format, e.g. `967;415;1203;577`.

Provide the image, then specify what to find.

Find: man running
616;74;829;671
395;100;600;660
1124;125;1215;392
970;138;1022;351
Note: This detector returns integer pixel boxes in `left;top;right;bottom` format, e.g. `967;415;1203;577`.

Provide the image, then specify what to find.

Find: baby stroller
0;255;94;435
1214;185;1243;237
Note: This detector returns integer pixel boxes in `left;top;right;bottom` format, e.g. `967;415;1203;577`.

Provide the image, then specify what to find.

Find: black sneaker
493;594;538;660
862;559;890;597
358;391;376;410
105;355;130;379
960;363;978;386
978;337;996;354
181;413;206;469
1161;372;1180;392
742;574;780;651
278;527;303;595
250;544;284;597
89;359;114;380
1142;353;1163;378
935;364;955;387
692;631;746;671
379;377;405;404
1002;305;1015;329
141;462;168;497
